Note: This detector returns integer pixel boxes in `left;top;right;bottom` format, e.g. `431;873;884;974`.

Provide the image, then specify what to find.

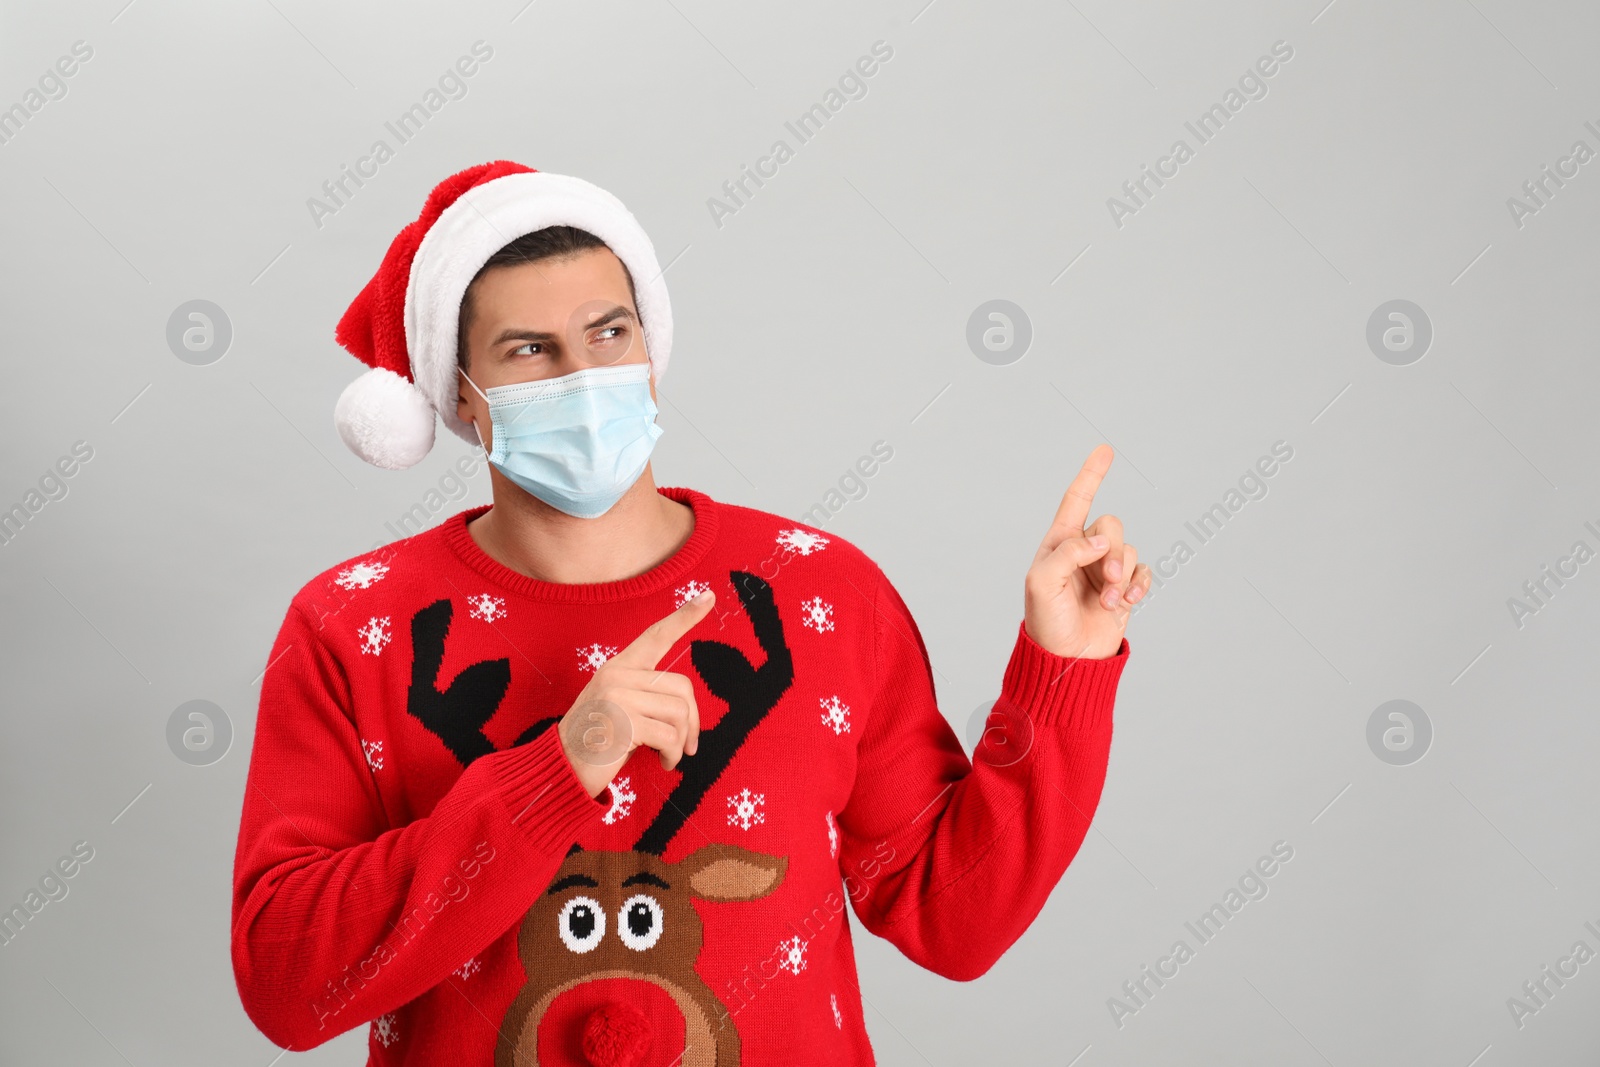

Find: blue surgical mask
463;362;663;519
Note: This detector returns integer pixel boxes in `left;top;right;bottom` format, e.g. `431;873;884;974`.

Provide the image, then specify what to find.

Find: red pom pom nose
579;1002;652;1067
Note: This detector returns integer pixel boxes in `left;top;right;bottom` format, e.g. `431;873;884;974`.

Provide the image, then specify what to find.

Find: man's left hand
1024;443;1150;660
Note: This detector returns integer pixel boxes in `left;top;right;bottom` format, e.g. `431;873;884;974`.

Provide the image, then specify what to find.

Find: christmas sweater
230;485;1129;1066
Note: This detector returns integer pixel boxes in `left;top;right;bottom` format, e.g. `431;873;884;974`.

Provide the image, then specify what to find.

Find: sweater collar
441;485;721;604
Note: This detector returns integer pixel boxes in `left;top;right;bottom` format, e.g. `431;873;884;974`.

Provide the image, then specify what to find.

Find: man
231;160;1149;1066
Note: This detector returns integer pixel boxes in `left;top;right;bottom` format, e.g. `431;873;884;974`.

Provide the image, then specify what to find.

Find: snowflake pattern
454;957;480;981
358;616;392;657
776;528;830;557
800;595;835;634
673;579;712;608
577;643;619;673
825;810;839;858
831;993;843;1029
603;776;637;825
726;788;766;831
819;695;851;735
361;739;384;772
467;593;506;623
336;559;390;591
373;1012;399;1048
776;935;808;975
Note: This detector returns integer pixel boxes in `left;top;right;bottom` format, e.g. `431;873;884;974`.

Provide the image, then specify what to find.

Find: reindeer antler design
635;570;794;855
405;599;511;766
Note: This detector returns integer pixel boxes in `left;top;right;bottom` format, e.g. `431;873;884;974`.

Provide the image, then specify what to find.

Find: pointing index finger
1047;444;1114;542
610;589;716;671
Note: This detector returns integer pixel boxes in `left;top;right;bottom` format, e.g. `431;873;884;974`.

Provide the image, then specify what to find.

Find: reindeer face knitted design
331;160;674;470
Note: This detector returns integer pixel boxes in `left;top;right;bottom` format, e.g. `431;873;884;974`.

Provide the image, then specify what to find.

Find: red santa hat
332;160;674;470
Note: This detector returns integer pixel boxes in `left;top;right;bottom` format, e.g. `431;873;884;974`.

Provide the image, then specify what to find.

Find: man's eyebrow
490;305;635;349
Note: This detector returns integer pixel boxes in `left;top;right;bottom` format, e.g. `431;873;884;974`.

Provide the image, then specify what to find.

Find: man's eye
511;343;542;357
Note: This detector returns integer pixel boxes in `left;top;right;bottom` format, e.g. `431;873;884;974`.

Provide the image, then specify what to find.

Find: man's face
456;246;652;439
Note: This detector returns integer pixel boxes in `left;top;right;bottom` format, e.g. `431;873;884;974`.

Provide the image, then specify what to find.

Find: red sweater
231;485;1128;1066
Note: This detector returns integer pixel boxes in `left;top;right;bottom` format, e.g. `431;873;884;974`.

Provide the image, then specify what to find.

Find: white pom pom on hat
331;160;674;470
333;367;436;471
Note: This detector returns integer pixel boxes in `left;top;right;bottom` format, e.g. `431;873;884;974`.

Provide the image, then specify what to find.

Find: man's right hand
558;589;715;798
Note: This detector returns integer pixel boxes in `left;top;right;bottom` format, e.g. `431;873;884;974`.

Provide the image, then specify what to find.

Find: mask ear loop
461;372;494;459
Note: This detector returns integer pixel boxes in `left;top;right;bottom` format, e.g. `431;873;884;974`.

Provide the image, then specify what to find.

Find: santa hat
332;160;674;470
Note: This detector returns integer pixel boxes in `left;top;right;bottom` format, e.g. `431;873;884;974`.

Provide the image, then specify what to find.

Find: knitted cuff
998;619;1128;733
488;727;608;853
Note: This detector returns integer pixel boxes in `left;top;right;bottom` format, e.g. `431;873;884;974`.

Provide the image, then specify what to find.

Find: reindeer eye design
617;894;664;951
558;895;606;953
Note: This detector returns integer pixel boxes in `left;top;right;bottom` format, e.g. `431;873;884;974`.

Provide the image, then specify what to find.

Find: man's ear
456;362;475;423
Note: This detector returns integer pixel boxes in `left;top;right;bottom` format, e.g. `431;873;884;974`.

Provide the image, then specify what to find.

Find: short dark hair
455;225;638;371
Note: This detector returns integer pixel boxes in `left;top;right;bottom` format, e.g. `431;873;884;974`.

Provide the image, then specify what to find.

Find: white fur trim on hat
335;366;437;470
404;171;673;449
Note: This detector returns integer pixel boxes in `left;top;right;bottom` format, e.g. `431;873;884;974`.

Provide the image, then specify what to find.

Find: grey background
2;0;1597;1063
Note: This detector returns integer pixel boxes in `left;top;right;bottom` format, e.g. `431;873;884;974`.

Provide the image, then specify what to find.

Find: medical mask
462;362;663;519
